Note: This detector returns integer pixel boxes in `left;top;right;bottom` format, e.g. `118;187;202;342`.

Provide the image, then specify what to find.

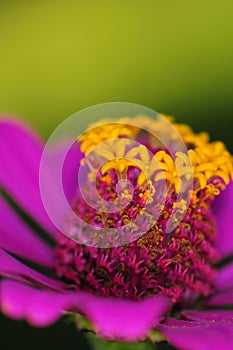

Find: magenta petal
158;318;233;350
39;141;82;230
58;143;83;200
206;291;233;306
0;118;58;238
0;280;171;341
214;261;233;292
213;181;233;257
0;249;63;291
76;291;171;341
182;309;233;323
0;196;54;267
0;280;77;326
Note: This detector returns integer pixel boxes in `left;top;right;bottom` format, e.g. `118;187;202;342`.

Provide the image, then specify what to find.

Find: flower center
54;115;232;303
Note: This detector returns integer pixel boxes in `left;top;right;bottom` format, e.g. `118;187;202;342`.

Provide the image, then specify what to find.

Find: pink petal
0;249;64;291
0;118;58;238
213;181;233;258
0;195;54;267
158;317;233;350
0;280;171;341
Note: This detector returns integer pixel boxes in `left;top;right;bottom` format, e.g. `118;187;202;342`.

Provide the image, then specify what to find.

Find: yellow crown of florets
77;115;233;198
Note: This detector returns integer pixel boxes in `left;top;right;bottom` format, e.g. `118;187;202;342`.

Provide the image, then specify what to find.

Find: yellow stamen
78;123;137;155
77;114;233;199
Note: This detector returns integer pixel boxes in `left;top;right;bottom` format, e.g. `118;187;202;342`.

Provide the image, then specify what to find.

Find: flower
0;113;233;350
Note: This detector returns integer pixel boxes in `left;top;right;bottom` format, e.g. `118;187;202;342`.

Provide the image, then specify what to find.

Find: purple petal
158;318;233;350
213;181;233;258
0;280;171;341
39;141;82;230
182;309;233;323
52;141;82;202
208;260;233;306
76;290;171;341
0;248;64;291
0;280;76;326
206;291;233;306
0;195;54;267
0;118;58;238
214;261;233;292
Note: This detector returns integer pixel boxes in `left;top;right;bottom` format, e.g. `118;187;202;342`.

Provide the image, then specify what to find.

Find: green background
0;0;233;149
0;1;232;349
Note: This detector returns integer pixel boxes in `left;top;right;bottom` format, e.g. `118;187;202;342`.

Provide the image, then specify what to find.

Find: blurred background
0;0;232;349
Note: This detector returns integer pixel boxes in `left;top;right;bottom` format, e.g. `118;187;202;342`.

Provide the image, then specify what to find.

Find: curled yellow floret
77;114;233;198
78;123;137;155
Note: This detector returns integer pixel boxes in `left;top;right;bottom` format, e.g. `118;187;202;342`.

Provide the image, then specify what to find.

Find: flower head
55;115;231;304
1;108;233;350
